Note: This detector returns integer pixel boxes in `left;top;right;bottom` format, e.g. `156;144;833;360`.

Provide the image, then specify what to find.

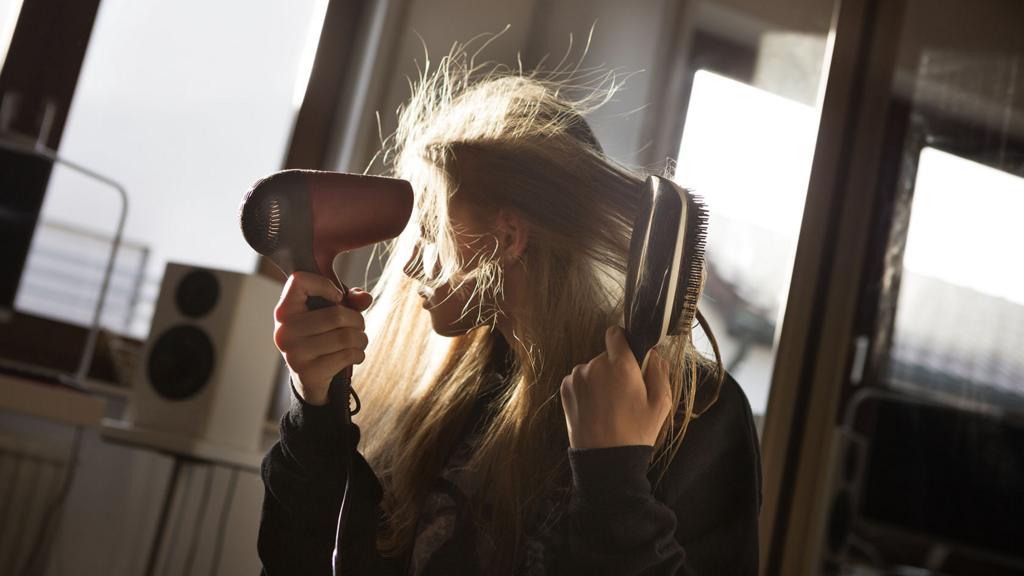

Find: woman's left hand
560;326;673;449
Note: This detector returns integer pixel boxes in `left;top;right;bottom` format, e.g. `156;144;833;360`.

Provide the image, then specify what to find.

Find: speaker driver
176;269;220;318
148;324;215;400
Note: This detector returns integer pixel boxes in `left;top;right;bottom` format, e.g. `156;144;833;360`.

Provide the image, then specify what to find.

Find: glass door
775;0;1024;574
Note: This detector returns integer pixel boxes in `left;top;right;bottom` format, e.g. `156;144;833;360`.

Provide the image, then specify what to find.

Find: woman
258;48;761;575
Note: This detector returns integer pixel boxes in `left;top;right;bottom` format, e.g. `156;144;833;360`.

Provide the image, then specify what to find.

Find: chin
427;310;482;337
430;319;475;338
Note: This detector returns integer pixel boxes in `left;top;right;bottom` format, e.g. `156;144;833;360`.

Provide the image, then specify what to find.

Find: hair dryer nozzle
240;173;291;256
239;170;414;281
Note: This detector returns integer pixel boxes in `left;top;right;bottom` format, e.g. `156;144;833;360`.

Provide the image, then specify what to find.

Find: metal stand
144;457;185;576
0;131;129;387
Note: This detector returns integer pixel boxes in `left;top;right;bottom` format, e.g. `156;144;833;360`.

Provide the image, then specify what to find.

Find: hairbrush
624;175;708;370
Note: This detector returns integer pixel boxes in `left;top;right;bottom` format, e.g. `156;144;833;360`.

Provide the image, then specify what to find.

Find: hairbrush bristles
669;190;708;336
625;176;711;366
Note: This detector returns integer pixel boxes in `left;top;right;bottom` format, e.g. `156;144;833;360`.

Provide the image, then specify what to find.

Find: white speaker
107;262;283;463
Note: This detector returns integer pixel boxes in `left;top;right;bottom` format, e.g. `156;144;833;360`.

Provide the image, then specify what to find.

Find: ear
495;208;529;263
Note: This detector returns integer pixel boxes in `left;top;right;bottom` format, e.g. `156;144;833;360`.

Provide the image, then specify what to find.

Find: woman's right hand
272;272;373;406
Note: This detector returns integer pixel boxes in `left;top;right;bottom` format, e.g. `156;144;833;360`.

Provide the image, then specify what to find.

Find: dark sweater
258;366;762;575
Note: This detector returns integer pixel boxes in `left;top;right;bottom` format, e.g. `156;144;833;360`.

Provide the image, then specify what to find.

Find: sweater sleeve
561;373;762;575
257;382;402;575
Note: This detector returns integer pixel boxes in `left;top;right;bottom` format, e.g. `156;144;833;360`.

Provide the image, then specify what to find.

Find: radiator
0;433;73;575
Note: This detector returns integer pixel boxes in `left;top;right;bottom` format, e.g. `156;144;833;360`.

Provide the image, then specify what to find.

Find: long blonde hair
354;42;722;567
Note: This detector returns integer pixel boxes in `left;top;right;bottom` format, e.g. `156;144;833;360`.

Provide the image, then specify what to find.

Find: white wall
524;0;672;165
347;0;676;171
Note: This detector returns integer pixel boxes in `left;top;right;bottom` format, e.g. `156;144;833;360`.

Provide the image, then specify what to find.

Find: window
889;146;1024;409
14;0;328;338
0;0;21;67
676;68;821;419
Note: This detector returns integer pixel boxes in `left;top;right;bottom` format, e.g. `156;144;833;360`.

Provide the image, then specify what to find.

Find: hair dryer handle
305;293;344;311
304;293;360;576
304;293;355;427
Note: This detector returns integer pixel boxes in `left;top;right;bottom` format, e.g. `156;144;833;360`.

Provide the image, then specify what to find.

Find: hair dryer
240;169;413;289
239;169;413;576
239;167;412;414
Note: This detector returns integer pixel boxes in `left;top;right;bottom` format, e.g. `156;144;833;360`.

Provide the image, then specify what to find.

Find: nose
403;240;423;279
405;239;442;282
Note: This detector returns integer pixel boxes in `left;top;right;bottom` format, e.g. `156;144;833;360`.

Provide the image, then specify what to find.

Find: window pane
676;68;822;419
891;146;1024;407
16;0;327;338
0;0;21;67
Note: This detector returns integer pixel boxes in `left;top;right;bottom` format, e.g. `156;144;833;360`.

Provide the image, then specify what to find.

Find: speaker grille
147;324;215;400
175;269;220;318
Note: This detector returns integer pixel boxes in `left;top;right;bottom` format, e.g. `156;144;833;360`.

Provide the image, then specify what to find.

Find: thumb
604;325;633;364
345;287;374;312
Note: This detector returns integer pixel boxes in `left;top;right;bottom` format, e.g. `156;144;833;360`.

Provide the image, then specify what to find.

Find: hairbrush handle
625;177;686;371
